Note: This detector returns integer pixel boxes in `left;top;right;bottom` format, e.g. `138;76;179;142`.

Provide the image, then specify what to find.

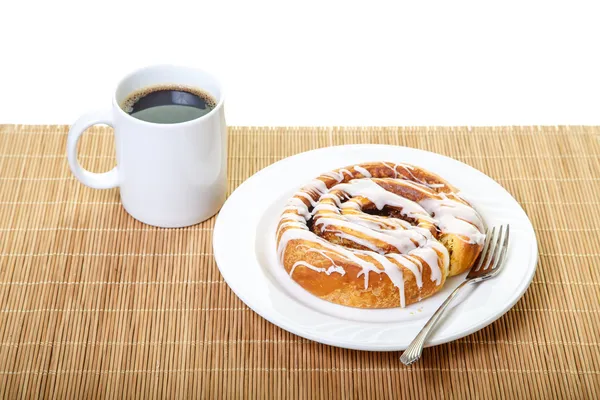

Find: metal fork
400;225;510;365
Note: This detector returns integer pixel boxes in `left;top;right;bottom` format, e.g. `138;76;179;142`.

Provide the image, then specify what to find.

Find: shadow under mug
67;65;227;228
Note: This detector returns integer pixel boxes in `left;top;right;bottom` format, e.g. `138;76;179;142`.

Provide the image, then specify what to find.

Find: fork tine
479;226;502;272
491;225;510;273
482;226;501;272
474;227;494;271
485;225;505;271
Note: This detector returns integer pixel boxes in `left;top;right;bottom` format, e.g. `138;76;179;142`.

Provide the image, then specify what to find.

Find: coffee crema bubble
121;84;217;124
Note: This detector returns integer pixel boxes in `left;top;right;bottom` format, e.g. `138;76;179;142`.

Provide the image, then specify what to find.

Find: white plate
213;145;538;351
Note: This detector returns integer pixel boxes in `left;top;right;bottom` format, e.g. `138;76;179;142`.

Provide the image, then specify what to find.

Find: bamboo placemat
0;125;598;399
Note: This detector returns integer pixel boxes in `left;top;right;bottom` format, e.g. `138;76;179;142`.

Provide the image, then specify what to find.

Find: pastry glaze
276;162;485;308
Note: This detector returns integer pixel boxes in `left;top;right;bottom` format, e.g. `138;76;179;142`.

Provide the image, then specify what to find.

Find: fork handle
400;280;472;365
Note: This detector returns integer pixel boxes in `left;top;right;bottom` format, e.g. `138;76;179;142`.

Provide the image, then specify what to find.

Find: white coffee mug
67;65;227;227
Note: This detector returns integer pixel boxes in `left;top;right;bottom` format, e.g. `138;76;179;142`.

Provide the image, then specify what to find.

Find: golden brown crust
277;162;485;309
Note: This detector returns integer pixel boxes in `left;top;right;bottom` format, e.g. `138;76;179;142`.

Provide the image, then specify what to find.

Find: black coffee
121;85;216;124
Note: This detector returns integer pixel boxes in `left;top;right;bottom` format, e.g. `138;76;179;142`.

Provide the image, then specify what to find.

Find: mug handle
67;109;119;189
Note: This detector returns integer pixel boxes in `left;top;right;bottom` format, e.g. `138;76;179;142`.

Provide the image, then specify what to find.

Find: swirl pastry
276;162;486;308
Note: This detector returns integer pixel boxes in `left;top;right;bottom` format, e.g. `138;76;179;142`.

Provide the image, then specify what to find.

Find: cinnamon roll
276;162;486;308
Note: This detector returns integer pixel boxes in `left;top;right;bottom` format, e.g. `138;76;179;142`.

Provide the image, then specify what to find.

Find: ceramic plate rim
213;144;538;351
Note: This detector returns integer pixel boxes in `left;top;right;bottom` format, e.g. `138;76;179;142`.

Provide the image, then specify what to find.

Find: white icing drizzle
320;168;353;182
426;240;450;281
320;172;342;182
397;178;436;192
295;245;349;266
320;193;343;208
283;197;311;220
311;203;339;214
335;232;385;253
314;216;422;254
280;213;306;223
367;252;406;307
304;179;328;196
342;212;407;231
331;180;430;219
290;261;345;277
278;229;395;290
388;254;422;289
382;162;399;178
353;165;372;178
277;221;307;233
397;164;446;190
420;194;486;244
288;246;348;277
340;200;361;210
295;191;317;207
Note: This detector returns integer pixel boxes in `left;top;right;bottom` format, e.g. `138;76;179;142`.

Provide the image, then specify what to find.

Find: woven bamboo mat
0;125;599;399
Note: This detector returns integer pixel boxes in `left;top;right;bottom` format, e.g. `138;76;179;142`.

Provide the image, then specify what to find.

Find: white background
1;0;599;126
